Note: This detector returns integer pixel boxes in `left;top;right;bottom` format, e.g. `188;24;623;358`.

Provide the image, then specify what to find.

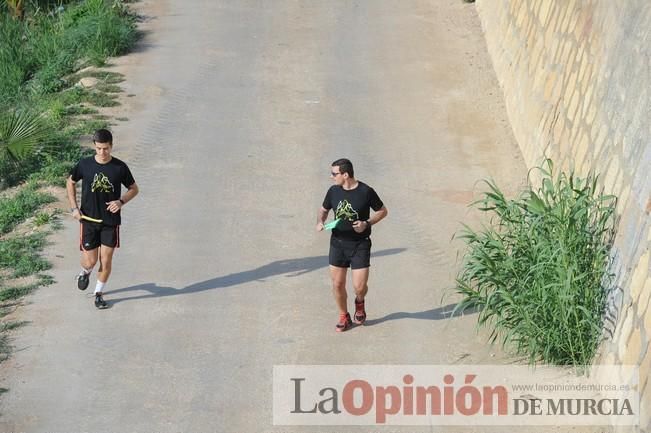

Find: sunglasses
330;172;342;177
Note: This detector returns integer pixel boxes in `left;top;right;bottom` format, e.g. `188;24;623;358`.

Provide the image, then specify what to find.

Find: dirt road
0;1;569;432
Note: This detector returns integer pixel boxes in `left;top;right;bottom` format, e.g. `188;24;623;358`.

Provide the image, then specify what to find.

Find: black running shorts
80;221;120;250
329;237;372;269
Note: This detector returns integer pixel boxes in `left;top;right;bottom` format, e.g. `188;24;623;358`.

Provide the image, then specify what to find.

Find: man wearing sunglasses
316;158;388;332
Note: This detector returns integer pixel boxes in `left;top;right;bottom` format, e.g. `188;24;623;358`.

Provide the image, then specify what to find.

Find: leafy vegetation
455;160;617;366
0;0;138;363
0;183;55;234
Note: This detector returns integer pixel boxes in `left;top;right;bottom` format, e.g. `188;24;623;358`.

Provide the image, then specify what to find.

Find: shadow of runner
364;303;480;326
108;248;406;304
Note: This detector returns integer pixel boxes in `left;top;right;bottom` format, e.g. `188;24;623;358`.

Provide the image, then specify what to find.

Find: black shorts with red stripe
80;221;120;250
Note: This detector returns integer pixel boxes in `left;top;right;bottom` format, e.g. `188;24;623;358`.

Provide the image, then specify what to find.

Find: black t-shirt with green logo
70;156;135;226
322;181;384;241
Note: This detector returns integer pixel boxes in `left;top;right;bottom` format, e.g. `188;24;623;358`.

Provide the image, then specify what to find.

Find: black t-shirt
322;181;384;241
70;156;135;226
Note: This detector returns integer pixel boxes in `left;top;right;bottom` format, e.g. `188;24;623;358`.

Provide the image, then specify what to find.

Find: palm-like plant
6;0;25;19
0;109;50;162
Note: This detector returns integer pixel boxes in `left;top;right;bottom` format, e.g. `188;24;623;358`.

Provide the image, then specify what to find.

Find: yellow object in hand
81;215;103;223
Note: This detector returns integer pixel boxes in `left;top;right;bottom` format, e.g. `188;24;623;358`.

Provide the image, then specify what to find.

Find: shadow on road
108;248;406;304
364;303;480;325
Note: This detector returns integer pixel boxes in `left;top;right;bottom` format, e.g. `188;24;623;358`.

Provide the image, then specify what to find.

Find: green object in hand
324;218;341;230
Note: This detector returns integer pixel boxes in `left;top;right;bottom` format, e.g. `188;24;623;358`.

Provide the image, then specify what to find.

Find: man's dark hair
93;129;113;144
332;158;354;177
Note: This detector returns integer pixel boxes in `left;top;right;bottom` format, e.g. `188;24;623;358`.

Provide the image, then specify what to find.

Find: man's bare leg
76;248;98;291
352;267;369;324
330;265;348;314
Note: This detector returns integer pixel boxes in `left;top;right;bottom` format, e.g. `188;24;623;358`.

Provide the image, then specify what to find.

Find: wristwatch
119;199;125;205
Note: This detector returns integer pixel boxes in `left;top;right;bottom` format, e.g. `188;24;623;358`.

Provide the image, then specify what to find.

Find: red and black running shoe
354;298;366;324
335;312;353;332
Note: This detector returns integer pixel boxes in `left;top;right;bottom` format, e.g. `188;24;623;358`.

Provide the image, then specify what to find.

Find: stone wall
474;1;650;430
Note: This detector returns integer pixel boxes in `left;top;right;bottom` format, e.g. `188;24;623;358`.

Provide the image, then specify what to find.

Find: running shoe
76;271;90;291
335;312;352;332
354;297;366;325
94;293;108;309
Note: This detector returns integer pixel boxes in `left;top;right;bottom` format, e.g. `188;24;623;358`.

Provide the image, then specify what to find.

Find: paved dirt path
1;1;604;432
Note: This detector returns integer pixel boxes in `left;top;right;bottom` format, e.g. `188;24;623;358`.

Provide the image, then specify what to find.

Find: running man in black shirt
66;129;139;309
317;158;388;332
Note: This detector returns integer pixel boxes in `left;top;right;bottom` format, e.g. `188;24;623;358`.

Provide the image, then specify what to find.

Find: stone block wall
474;1;650;430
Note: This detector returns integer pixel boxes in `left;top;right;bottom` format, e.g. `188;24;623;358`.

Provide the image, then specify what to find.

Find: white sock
95;281;106;294
81;267;92;275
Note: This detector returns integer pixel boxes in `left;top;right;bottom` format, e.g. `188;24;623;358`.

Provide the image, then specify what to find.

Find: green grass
454;159;617;366
1;321;27;332
0;233;51;278
0;335;10;363
1;281;41;302
0;1;137;100
0;0;139;368
34;211;52;226
96;83;122;93
62;105;99;116
0;320;30;363
68;70;125;85
0;275;54;303
77;89;120;107
0;185;55;234
57;86;119;108
0;2;136;190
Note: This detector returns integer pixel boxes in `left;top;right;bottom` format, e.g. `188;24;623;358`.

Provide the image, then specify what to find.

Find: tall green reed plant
455;159;617;366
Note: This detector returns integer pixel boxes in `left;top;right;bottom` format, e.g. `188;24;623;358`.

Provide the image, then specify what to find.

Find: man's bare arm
66;176;81;220
368;206;388;226
316;206;330;231
107;183;139;214
121;183;139;204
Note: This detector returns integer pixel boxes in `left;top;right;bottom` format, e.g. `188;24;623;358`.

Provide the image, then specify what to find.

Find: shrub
0;1;136;188
455;160;617;366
